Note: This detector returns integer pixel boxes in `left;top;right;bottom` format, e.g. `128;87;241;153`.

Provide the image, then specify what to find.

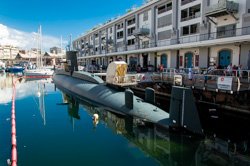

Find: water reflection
63;95;250;166
37;81;46;125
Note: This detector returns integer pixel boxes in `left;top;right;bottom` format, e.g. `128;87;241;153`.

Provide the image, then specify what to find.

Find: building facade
0;45;19;64
73;0;250;71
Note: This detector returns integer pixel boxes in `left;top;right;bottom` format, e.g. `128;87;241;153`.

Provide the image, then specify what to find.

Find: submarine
53;51;203;135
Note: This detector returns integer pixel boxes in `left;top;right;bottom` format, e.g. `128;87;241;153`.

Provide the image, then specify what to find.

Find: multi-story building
0;45;19;62
73;0;250;71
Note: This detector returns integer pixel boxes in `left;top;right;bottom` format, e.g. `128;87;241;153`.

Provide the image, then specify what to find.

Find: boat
5;64;24;73
53;53;203;135
24;25;54;78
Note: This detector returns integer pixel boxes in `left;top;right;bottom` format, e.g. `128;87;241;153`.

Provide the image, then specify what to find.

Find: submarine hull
53;72;170;128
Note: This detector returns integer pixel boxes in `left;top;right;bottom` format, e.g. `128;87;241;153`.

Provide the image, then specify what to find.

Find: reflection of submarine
67;96;201;166
53;51;203;134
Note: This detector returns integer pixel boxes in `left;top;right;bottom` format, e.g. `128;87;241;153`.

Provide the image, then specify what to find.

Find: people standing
226;63;232;76
238;64;243;78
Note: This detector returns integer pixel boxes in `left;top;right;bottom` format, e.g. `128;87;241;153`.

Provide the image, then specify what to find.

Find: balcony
181;12;201;22
133;28;150;36
106;39;113;44
205;0;239;18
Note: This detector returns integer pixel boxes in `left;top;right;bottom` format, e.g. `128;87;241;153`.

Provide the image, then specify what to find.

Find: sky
0;0;144;51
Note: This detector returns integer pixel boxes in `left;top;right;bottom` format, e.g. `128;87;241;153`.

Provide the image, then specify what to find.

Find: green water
0;73;249;166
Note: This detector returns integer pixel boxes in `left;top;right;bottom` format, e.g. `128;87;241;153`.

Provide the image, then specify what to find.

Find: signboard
174;75;183;86
217;77;233;91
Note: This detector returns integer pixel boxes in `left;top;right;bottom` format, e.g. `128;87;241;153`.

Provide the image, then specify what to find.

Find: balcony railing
206;0;239;17
76;26;250;56
181;0;196;6
181;12;201;22
133;28;150;36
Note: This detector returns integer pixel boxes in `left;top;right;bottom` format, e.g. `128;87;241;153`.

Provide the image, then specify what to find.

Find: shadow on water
63;93;250;166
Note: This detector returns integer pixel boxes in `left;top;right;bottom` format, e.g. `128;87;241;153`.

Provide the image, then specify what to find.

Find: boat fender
114;76;118;83
92;114;99;121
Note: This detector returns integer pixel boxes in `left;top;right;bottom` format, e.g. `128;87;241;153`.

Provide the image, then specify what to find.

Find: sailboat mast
40;25;43;67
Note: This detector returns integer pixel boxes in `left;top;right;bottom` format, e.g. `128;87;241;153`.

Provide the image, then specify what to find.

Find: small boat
5;64;24;73
24;68;54;78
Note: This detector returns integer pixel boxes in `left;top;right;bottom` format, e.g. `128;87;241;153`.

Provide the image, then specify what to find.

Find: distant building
50;47;64;54
0;45;19;64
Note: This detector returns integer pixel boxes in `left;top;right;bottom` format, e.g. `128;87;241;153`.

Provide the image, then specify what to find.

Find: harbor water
0;73;250;166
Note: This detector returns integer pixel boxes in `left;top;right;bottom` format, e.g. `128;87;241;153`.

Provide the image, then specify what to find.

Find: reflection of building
73;0;250;70
196;137;250;166
64;93;250;166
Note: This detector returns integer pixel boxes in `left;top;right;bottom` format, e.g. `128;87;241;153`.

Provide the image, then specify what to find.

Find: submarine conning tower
66;51;78;73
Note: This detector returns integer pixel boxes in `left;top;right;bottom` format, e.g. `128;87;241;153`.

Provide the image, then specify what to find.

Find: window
180;56;183;66
248;9;250;13
181;24;199;36
181;5;201;22
117;31;124;39
117;23;124;30
127;39;135;45
182;26;189;36
217;24;236;38
143;11;148;21
166;2;172;10
181;9;188;21
190;24;199;34
95;34;98;38
127;18;135;26
110;28;112;33
158;2;172;15
127;27;136;36
195;55;199;66
158;5;167;14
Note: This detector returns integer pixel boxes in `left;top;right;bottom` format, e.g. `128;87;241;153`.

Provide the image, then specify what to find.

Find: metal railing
79;26;250;57
141;68;250;92
181;0;197;6
181;12;201;22
206;0;239;15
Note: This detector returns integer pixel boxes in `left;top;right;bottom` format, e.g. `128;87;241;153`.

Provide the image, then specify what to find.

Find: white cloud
0;24;67;51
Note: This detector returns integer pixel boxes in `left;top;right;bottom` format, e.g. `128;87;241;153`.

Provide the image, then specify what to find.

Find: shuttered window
158;30;171;40
157;14;172;28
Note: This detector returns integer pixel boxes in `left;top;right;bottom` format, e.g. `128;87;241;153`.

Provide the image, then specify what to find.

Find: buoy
11;126;16;135
11;147;17;162
11;135;16;146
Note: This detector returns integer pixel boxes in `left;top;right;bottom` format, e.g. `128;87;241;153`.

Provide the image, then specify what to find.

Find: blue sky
0;0;144;46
